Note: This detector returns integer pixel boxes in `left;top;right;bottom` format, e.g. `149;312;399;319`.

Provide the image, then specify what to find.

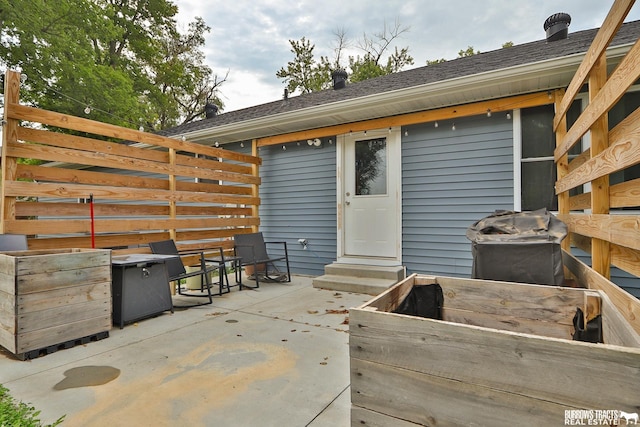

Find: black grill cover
466;209;568;285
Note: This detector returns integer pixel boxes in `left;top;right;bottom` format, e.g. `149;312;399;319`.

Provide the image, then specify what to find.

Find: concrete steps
312;263;405;295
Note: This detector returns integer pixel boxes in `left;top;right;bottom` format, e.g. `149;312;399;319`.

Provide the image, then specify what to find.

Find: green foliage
426;58;447;66
349;46;414;83
0;0;224;131
427;42;512;65
0;384;64;427
276;37;332;94
458;46;480;57
276;20;413;94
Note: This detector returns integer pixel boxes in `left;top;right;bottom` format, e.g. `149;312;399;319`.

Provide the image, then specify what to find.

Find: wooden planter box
0;248;112;359
350;273;640;426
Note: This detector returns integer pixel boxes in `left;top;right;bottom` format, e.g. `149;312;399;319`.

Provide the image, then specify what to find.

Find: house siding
401;114;514;277
258;141;337;276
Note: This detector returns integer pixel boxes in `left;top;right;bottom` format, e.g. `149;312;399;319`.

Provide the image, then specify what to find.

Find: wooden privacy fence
554;0;640;327
1;69;261;257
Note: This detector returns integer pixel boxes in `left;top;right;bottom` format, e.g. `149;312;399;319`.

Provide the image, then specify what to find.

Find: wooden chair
233;232;291;289
149;240;228;306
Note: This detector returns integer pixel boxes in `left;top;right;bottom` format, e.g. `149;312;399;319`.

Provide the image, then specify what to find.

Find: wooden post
589;53;611;279
554;89;570;254
169;147;177;241
251;139;260;233
1;70;20;234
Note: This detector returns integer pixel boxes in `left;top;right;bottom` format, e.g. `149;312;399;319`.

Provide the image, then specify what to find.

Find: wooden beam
556;128;640;194
1;70;21;233
555;37;640;160
554;89;571;253
3;181;259;205
257;91;554;146
6;142;260;185
611;244;640;278
2;217;260;235
563;249;640;336
7;103;261;165
589;53;611;278
553;0;635;131
169;147;177;240
251;139;260;233
557;213;640;251
610;178;640;208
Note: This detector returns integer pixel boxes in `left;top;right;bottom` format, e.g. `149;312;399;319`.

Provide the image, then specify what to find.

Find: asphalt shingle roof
164;20;640;137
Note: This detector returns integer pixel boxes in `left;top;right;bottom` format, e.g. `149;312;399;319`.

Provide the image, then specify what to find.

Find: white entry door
339;128;401;263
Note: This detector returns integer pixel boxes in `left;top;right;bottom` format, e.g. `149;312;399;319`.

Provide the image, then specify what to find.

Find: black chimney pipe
331;69;348;90
544;13;571;42
205;102;218;119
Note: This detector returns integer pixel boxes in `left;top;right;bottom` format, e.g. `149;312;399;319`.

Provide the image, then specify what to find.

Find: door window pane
355;138;387;195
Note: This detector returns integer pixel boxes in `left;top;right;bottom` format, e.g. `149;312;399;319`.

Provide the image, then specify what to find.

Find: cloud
173;0;640;111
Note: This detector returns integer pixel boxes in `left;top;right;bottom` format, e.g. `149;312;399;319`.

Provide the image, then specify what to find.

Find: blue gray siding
402;114;514;277
258;142;337;276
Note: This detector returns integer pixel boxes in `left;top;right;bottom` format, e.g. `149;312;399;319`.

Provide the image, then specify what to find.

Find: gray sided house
165;18;640;297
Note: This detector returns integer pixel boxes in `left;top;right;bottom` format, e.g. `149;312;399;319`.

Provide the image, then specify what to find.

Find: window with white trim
519;101;583;212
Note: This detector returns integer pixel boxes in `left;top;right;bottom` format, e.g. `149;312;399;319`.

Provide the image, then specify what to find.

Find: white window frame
514;93;589;213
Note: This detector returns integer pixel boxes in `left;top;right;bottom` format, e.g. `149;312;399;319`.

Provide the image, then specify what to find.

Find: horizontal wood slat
2;69;261;251
556;107;640;193
3;217;259;235
7;103;260;165
557;213;640;252
563;250;640;335
7;142;259;185
555;37;640;160
4;180;258;204
554;0;640;296
553;0;635;131
15;201;252;218
19;126;253;175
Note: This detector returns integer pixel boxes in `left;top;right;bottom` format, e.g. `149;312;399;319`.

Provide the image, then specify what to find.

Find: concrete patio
0;275;371;427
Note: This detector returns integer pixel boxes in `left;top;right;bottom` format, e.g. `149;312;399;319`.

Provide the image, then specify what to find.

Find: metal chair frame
149;240;229;306
233;232;291;289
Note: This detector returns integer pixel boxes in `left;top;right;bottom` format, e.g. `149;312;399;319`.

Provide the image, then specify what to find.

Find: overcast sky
173;1;640;113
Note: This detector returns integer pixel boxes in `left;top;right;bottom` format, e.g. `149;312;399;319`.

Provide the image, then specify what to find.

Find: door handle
345;201;350;206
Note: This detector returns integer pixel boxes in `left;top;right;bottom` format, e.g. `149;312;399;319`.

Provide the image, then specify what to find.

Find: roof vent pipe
544;13;571;42
331;69;348;90
204;102;218;119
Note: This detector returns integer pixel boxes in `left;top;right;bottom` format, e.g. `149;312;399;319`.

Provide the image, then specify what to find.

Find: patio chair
149;240;229;306
0;234;28;251
233;232;291;289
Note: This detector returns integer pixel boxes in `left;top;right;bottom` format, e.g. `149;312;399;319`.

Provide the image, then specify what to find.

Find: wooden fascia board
256;91;554;147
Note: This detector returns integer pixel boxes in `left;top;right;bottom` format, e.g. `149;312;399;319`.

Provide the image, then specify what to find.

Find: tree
277;19;414;94
0;0;224;131
276;37;332;94
427;42;513;65
458;46;481;57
